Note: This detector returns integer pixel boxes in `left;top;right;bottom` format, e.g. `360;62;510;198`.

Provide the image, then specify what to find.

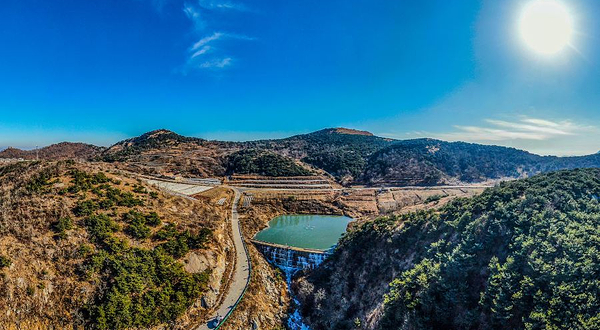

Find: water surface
254;214;352;250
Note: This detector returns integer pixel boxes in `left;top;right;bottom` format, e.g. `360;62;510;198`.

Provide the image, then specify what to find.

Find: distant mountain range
2;128;599;186
0;142;104;160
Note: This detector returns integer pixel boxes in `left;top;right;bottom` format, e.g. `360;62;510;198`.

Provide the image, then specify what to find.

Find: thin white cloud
191;45;212;58
448;125;547;141
436;117;595;142
184;3;205;30
180;2;254;72
199;57;232;69
484;119;574;136
520;118;562;128
198;0;249;12
184;32;253;72
191;32;223;51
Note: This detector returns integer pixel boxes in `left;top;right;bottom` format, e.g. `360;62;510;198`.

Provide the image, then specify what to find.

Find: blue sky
1;0;599;155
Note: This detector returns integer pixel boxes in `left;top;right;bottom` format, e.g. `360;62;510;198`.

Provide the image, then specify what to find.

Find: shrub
123;211;161;239
68;170;111;193
84;244;211;329
117;192;144;207
26;286;35;296
126;218;151;239
98;198;115;210
84;214;120;242
79;244;94;258
74;200;99;217
52;217;74;239
133;184;147;194
0;255;11;268
158;228;212;258
424;194;444;204
102;187;143;207
53;217;73;232
26;168;58;193
145;212;161;227
154;223;177;241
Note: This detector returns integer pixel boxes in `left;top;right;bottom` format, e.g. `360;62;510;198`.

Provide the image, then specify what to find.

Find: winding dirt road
197;188;251;329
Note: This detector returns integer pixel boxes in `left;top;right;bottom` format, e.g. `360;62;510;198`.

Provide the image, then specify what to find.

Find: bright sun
519;0;574;55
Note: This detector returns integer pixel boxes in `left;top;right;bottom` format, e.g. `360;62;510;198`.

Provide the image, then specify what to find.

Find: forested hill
294;168;600;329
242;128;397;181
363;139;600;186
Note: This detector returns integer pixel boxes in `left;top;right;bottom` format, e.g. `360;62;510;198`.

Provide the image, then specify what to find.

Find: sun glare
519;0;574;55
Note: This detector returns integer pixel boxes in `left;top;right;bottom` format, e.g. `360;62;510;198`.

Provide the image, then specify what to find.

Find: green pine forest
298;168;600;330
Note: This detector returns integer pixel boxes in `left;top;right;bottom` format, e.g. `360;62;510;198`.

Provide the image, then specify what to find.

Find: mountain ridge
5;128;600;186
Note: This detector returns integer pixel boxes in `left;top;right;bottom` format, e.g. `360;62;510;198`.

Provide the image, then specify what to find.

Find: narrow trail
197;188;251;329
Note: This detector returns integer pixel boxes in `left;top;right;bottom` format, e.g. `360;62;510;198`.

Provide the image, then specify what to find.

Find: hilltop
331;127;374;136
103;129;205;161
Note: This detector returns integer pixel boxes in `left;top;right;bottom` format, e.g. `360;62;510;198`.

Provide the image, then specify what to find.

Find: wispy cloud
190;32;223;51
183;3;205;30
191;45;212;58
183;32;252;71
484;119;573;137
438;117;595;142
380;117;599;156
141;0;254;72
198;0;250;12
180;1;254;72
199;57;232;69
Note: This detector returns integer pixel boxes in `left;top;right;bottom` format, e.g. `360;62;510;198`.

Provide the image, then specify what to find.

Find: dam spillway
251;214;352;330
251;240;331;273
251;214;351;274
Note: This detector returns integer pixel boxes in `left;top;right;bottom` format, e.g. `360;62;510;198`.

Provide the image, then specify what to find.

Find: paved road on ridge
197;188;251;330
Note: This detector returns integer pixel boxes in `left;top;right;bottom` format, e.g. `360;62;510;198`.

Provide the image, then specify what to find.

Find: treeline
276;128;393;180
225;149;313;177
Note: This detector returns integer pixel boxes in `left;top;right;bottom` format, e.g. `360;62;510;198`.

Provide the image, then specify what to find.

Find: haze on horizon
1;0;600;156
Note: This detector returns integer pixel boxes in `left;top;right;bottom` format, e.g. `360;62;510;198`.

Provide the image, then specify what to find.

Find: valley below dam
222;183;484;329
252;214;354;330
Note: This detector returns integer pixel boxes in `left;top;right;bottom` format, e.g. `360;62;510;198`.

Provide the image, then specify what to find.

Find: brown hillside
0;161;231;329
333;127;374;136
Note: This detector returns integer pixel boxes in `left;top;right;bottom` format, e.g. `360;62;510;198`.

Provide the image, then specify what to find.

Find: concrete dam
251;240;332;274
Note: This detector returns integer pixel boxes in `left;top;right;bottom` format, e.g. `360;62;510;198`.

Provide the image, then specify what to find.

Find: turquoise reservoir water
254;214;352;251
